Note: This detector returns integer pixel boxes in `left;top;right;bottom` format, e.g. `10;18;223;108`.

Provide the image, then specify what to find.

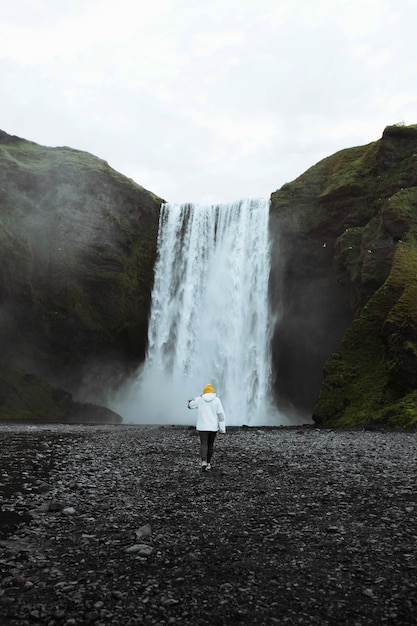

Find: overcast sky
1;0;416;204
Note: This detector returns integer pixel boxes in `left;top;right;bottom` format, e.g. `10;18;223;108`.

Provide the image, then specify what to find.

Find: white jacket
188;393;226;432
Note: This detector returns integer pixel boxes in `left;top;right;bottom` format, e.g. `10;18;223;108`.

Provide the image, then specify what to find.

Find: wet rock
62;507;76;516
35;481;52;493
48;502;66;512
135;523;152;539
124;544;153;555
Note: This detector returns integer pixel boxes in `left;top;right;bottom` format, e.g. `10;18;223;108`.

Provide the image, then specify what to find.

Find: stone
135;524;152;539
124;544;154;556
62;507;76;516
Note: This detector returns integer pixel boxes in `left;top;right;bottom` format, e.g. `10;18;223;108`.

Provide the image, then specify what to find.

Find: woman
187;384;226;471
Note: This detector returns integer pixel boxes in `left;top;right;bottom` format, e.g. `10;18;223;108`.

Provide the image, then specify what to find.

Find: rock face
270;124;417;427
0;130;162;421
2;125;417;427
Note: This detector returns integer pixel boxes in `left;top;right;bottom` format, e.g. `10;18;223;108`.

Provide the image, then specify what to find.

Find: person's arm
188;398;198;409
217;399;226;433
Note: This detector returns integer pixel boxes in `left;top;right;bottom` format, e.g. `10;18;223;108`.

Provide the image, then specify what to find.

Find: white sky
1;0;417;204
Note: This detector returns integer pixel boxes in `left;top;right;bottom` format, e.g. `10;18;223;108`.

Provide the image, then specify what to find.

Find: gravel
1;423;417;625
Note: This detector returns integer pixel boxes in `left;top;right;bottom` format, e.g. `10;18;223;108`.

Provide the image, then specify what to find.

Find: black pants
199;431;217;463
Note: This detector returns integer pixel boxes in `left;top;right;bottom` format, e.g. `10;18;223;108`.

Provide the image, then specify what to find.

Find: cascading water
116;198;287;426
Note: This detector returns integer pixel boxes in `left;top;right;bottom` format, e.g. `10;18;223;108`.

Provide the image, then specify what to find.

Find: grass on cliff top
272;141;377;202
270;141;380;235
318;142;379;198
0;134;162;201
272;124;417;240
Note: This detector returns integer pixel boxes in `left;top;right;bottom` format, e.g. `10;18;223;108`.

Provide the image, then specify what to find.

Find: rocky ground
0;423;417;625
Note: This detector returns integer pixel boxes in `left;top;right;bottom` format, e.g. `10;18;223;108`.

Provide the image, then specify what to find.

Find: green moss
335;227;364;285
0;365;68;421
314;305;388;427
388;188;417;214
295;123;417;428
0;140;150;192
382;390;417;427
318;142;379;198
315;233;417;428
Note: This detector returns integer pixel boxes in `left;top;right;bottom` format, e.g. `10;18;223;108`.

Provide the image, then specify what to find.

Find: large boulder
269;124;417;428
0;130;162;421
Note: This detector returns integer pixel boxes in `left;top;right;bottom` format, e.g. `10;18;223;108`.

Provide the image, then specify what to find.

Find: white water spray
115;198;288;425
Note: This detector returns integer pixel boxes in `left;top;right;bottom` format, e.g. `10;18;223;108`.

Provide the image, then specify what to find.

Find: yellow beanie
203;384;214;394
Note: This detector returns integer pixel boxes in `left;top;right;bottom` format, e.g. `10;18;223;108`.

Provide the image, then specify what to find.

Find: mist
110;199;302;427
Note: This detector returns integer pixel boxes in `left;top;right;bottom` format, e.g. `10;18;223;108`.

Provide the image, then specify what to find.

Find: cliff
2;125;417;427
270;124;417;427
0;130;162;421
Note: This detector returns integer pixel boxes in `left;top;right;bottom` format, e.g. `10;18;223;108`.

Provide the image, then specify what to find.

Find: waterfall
116;198;286;426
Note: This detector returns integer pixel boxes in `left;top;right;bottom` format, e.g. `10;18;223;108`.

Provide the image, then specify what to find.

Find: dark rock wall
268;218;352;420
0;130;162;419
270;124;417;427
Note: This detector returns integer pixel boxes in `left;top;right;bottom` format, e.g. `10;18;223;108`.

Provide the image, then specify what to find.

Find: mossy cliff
3;125;417;427
0;130;163;421
270;124;417;428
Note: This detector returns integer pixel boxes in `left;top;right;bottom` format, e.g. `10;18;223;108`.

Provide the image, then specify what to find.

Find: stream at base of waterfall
112;199;295;426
